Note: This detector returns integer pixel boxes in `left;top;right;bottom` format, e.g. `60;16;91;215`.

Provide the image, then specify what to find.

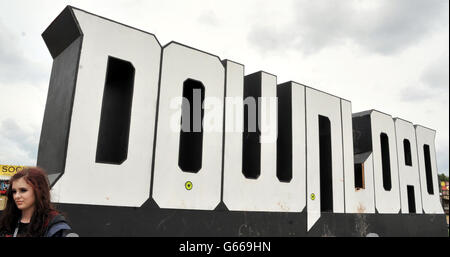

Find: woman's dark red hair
0;167;58;236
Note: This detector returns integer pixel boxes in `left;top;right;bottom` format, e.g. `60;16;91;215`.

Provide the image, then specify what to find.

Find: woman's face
11;177;36;213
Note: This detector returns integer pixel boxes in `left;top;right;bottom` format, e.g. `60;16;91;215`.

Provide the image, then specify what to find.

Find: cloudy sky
0;0;448;176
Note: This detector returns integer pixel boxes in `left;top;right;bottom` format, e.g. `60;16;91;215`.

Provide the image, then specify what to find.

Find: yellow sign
311;193;316;200
0;165;26;176
0;196;7;211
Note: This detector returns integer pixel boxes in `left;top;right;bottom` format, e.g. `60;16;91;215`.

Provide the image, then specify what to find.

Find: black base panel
50;199;448;237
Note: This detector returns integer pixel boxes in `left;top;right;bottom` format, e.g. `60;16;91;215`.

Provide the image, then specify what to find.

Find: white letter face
415;126;444;214
222;63;306;213
152;42;224;210
371;111;400;213
343;101;375;214
306;88;345;231
395;118;423;214
52;9;162;207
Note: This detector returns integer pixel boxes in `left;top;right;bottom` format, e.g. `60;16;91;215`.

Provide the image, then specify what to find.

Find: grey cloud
198;10;220;27
436;141;449;175
420;53;449;90
0;20;47;84
248;0;448;55
400;53;449;102
400;86;437;102
247;28;290;53
0;118;39;163
354;0;447;55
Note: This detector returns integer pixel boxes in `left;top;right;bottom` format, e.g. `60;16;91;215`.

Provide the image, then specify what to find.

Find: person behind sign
0;167;77;237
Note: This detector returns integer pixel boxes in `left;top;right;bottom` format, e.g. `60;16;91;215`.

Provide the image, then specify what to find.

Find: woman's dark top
0;212;77;237
16;221;30;237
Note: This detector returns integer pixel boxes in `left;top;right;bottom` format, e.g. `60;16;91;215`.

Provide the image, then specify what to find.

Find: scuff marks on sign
355;214;369;237
357;202;366;214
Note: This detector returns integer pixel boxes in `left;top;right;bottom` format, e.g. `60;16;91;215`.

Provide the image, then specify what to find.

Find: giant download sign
37;6;443;231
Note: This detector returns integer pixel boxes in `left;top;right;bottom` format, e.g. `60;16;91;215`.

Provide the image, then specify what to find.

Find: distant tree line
439;173;449;182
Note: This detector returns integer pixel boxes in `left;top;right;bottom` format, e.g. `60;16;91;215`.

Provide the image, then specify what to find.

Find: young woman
0;167;77;237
